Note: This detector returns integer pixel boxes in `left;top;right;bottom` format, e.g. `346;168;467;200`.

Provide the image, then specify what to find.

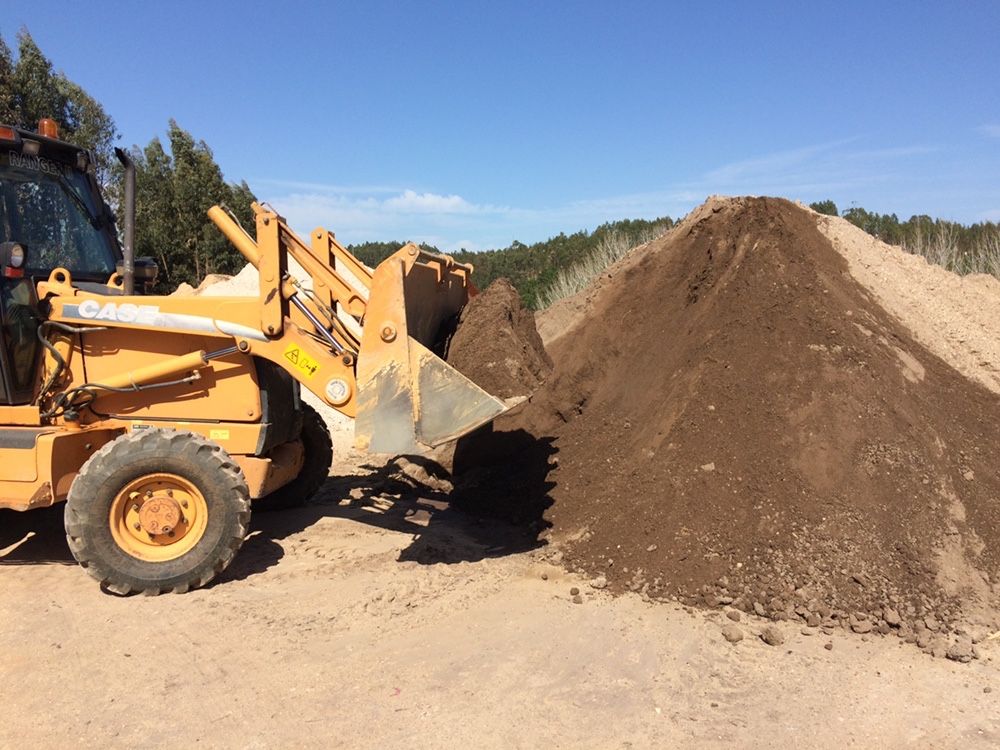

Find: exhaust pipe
114;147;136;296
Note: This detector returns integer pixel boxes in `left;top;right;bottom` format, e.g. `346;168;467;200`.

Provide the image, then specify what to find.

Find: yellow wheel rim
109;473;209;562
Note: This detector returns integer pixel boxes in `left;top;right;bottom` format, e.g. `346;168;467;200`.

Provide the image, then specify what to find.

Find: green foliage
0;29;118;184
809;200;838;216
128;121;256;292
833;203;999;275
347;216;674;309
347;241;441;269
0;29;253;292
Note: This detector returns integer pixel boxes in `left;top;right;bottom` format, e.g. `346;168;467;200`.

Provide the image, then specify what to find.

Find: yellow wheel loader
0;120;509;594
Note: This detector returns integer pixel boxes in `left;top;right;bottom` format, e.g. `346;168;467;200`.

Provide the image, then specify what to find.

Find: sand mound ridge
468;196;1000;646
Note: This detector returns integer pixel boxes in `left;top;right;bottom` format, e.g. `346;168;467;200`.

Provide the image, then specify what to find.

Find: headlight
9;244;24;268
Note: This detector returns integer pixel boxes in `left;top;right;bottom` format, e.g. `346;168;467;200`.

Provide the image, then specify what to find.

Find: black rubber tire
64;429;250;595
254;402;333;512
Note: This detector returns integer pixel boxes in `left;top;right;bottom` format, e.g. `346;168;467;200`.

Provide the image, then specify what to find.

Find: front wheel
254;402;333;512
65;429;250;595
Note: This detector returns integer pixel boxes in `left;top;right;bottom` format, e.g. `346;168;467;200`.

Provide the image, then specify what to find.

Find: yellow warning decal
283;344;320;378
210;429;230;441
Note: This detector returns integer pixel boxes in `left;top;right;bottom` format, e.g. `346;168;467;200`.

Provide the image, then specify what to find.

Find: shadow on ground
0;428;558;592
220;428;556;583
0;505;75;565
223;428;557;583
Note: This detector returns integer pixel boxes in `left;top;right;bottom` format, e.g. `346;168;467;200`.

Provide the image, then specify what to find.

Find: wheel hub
138;494;182;536
110;473;208;562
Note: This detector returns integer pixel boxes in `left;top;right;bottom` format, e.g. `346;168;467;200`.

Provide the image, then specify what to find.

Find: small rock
824;642;834;651
540;572;548;580
721;625;744;644
569;587;580;596
851;618;874;635
760;626;785;646
589;576;608;590
753;602;766;617
962;470;975;481
806;613;821;628
572;595;583;605
946;637;974;663
701;462;716;472
883;608;901;627
800;628;814;636
646;544;658;553
985;687;993;694
726;610;741;623
924;616;940;632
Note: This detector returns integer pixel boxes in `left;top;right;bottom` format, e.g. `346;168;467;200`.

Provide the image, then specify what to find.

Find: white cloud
383;190;481;214
977;124;1000;139
703;140;856;183
260;138;937;250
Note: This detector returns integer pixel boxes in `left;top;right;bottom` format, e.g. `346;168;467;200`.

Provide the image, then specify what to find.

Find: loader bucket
354;244;509;454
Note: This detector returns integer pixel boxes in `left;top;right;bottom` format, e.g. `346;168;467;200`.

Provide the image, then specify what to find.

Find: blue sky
6;1;1000;251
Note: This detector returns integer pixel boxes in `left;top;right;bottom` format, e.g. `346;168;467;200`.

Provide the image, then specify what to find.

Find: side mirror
0;241;27;278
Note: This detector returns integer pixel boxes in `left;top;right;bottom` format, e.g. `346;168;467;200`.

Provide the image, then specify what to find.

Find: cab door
0;278;41;405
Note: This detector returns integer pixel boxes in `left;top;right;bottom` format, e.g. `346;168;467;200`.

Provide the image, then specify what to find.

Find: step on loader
0;119;509;594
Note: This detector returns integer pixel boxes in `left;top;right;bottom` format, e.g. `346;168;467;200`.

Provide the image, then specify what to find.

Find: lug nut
167;489;174;497
133;522;141;530
181;500;188;508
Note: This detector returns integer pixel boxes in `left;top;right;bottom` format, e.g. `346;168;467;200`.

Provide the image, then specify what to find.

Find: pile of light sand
814;211;1000;394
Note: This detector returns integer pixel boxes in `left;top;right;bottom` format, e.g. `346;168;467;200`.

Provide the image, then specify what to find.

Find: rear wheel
254;402;333;512
65;429;250;595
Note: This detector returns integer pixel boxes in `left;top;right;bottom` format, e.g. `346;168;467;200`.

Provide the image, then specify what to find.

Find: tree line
810;200;999;277
1;29;254;291
350;216;674;309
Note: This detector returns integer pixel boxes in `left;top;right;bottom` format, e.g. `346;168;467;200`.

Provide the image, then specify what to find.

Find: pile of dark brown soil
445;278;552;398
467;197;1000;648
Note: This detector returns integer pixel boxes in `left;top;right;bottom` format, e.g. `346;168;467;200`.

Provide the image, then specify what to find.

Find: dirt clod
760;626;785;647
721;625;744;643
445;278;552;398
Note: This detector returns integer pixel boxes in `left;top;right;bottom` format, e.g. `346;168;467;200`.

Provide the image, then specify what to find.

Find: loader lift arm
37;202;508;454
205;202;511;453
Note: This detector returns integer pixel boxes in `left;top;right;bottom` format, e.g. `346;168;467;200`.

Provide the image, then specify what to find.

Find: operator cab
0;120;123;405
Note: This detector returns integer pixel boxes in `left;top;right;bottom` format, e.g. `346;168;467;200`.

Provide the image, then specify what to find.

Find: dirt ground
1;441;997;748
